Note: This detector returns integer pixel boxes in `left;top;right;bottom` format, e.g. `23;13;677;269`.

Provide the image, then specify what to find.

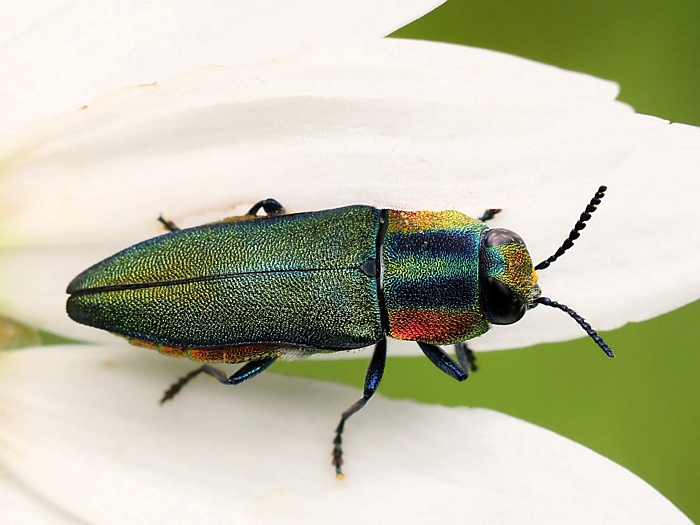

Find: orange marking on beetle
157;345;188;358
387;210;480;234
125;337;157;349
125;336;286;364
219;215;260;223
186;344;285;364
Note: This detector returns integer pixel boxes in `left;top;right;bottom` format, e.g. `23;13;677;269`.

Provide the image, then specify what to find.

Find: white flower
2;38;700;352
0;1;696;522
0;345;692;524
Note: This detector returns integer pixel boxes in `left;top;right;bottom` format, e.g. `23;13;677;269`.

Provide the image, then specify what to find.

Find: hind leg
160;357;277;403
247;199;285;216
157;198;286;232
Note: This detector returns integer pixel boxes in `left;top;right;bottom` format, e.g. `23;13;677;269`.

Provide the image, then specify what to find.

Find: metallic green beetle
66;187;613;476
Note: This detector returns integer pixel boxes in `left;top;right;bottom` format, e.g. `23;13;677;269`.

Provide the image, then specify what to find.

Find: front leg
418;342;469;381
478;208;502;222
455;341;478;372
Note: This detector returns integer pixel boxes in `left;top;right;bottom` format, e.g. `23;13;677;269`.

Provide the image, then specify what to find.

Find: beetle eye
483;228;525;247
481;276;527;325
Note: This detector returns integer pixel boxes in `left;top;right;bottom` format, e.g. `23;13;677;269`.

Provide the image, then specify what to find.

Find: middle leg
332;337;387;478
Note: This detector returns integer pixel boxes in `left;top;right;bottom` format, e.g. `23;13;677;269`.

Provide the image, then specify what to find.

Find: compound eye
483;228;525;247
481;276;527;325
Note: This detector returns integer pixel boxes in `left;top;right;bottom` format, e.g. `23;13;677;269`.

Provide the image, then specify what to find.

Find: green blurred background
275;1;700;521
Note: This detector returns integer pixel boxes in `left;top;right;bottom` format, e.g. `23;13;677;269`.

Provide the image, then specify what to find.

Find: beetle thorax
381;210;490;345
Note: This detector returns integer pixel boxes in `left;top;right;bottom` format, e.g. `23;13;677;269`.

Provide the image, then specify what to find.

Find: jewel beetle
66;186;613;477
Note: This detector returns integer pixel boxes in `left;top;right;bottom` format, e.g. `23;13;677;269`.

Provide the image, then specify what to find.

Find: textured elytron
67;206;384;352
383;210;489;345
480;242;540;302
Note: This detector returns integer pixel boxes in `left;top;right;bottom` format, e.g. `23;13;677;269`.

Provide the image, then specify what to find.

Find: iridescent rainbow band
382;210;489;345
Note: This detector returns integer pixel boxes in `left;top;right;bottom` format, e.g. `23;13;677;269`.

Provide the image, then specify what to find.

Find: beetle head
479;228;540;325
478;186;614;358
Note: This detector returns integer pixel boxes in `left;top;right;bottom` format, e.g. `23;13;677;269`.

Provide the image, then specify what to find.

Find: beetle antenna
533;297;614;357
535;185;607;271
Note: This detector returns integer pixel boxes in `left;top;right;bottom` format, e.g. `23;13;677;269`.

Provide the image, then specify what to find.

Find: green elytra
67;206;386;352
66;190;612;477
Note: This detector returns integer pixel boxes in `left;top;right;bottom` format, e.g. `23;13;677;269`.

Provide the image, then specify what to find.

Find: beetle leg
418;342;469;381
160;357;276;403
332;337;387;478
455;341;478;372
159;199;285;231
220;357;277;385
478;208;502;222
157;215;180;232
247;198;286;217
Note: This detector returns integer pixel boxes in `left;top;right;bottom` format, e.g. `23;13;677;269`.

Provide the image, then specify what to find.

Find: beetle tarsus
157;215;180;232
478;208;502;222
332;337;386;477
160;367;204;403
247;198;286;217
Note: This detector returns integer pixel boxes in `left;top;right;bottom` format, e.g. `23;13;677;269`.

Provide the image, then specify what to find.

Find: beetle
66;186;613;477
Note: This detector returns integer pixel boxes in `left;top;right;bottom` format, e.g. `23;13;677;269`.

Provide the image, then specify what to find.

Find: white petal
0;345;689;524
0;0;75;46
0;245;121;344
1;40;698;350
0;0;443;141
0;466;82;525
